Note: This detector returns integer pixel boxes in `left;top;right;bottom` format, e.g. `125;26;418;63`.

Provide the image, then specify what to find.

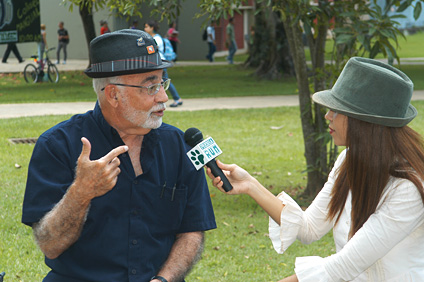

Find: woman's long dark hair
327;117;424;238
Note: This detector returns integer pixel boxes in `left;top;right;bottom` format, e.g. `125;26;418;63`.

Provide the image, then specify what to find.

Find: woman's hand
207;160;285;223
206;160;254;195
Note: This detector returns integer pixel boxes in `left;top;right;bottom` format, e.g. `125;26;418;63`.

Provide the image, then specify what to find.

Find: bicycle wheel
47;63;60;83
23;64;38;83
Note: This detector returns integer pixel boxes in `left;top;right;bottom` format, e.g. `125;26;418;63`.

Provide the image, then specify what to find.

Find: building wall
0;1;253;62
0;0;111;61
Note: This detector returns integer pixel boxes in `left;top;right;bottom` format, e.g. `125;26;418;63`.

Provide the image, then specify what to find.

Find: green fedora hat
85;29;173;78
312;57;417;127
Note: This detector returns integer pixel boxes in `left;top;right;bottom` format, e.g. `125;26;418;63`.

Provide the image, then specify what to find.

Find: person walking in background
226;17;237;64
144;20;183;108
207;57;424;281
38;24;48;70
2;42;24;63
166;21;179;60
56;22;69;64
206;21;216;62
100;20;110;35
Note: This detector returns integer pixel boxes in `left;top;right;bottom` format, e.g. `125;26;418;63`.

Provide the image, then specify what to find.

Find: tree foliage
63;0;182;21
62;0;184;64
197;0;423;197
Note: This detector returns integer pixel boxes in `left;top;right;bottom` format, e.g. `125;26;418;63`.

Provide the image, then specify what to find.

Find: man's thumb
80;137;91;160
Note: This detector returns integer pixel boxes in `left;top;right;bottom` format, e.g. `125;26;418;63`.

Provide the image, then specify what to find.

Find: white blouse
269;149;424;281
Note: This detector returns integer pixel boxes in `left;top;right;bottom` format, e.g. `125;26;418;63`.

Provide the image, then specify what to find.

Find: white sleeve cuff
269;192;305;254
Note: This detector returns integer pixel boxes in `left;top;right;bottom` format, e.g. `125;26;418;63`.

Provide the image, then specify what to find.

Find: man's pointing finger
102;145;129;163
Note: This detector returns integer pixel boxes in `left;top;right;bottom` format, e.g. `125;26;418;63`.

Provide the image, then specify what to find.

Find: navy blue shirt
22;103;216;282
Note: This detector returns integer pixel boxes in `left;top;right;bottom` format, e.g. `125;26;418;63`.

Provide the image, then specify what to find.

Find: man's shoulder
40;112;93;142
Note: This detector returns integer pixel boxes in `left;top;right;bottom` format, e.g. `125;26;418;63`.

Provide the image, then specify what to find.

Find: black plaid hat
84;29;173;78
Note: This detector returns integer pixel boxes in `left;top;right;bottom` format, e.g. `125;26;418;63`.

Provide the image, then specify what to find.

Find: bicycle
23;47;60;83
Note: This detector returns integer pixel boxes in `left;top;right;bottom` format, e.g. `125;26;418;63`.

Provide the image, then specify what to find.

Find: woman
144;20;183;108
207;57;424;281
166;21;180;58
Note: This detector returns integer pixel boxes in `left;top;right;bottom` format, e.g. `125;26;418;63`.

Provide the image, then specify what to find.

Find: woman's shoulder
334;148;347;168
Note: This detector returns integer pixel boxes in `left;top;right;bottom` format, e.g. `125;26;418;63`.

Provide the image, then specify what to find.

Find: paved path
1;91;424;119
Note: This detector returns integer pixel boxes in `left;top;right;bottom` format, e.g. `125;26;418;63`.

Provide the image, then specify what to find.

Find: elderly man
22;29;216;282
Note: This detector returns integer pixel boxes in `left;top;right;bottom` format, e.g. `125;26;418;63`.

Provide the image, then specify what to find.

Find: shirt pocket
143;182;188;234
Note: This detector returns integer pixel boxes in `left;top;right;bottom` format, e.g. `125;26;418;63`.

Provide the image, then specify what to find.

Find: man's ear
104;85;119;107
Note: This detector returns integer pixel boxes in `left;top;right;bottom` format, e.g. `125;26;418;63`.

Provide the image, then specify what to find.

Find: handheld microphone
184;128;233;192
0;272;5;282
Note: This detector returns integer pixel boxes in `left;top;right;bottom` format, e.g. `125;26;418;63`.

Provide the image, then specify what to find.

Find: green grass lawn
0;65;298;104
2;101;424;281
1;62;423;104
1;31;423;104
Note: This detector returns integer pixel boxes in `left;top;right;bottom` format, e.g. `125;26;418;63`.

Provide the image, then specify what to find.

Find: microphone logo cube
187;137;223;170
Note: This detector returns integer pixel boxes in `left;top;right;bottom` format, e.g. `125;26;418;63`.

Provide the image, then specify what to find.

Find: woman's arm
207;160;284;223
278;274;298;282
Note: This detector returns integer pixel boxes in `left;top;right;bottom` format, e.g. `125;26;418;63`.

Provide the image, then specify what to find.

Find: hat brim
84;60;174;78
312;90;417;127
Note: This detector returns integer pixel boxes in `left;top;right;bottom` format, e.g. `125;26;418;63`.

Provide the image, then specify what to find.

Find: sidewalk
1;92;424;119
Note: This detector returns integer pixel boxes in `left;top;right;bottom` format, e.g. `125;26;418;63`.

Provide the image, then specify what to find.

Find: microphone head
184;127;204;147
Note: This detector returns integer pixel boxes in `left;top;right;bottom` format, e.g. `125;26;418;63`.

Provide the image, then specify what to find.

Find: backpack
163;38;177;61
202;29;207;41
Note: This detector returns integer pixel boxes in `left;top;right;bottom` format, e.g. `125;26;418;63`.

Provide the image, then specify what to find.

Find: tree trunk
311;1;332;193
79;0;96;67
245;3;294;79
282;15;324;198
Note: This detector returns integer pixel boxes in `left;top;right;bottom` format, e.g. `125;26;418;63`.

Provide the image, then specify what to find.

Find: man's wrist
150;275;168;282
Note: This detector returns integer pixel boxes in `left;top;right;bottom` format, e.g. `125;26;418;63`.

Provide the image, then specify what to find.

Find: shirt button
132;209;138;215
132;240;138;245
133;180;138;185
131;269;137;275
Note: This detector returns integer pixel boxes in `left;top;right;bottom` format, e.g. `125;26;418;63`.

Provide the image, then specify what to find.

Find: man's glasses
101;79;171;96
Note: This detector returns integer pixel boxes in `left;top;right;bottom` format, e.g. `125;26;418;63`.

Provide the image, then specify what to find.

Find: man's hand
73;137;128;201
33;137;129;259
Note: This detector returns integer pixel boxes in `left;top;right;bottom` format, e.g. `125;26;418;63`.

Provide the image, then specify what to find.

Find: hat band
90;53;162;73
331;93;371;115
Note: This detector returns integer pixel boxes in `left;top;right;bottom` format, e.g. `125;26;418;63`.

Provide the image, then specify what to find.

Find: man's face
117;70;168;131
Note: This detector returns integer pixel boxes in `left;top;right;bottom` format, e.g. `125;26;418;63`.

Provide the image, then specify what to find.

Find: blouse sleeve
269;150;347;254
295;178;424;282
